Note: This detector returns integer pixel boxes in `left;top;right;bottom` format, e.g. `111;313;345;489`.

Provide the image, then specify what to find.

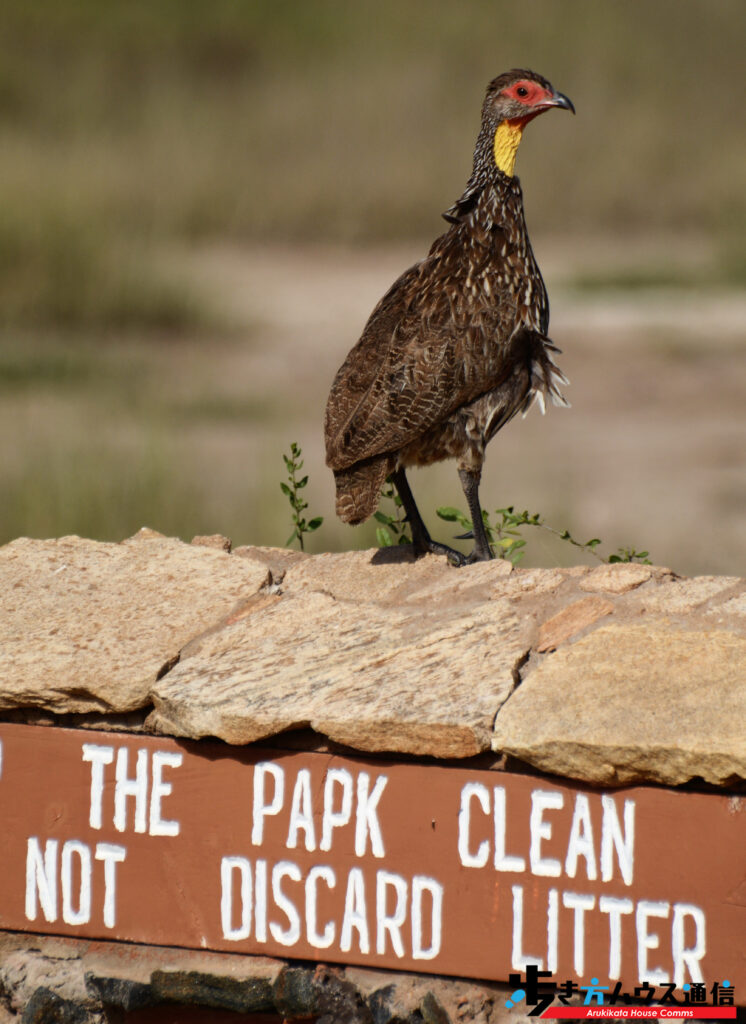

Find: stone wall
0;930;527;1024
2;531;744;787
1;531;744;1022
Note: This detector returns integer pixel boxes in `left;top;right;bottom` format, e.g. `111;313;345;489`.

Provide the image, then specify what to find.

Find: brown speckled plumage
325;69;574;565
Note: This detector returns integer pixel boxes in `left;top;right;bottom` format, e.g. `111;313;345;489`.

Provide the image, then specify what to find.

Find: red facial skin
500;80;557;125
502;80;555;107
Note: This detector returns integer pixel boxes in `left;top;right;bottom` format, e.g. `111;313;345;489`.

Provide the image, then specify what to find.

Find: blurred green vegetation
1;0;744;250
0;0;744;554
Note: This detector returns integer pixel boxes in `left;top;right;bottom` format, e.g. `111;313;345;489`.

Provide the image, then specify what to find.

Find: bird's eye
516;86;529;97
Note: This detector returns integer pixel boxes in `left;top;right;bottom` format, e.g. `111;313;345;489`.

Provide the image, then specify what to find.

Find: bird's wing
323;263;419;466
325;252;518;471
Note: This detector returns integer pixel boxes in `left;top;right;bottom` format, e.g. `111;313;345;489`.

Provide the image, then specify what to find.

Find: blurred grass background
1;0;745;572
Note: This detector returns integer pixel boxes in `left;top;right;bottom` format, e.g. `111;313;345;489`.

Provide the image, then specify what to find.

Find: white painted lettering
221;856;252;941
270;861;302;946
636;899;670;984
494;787;526;872
457;782;490;868
114;748;148;834
529;790;564;877
320;768;353;852
82;744;114;830
287;769;316;852
671;902;706;986
254;859;268;942
305;865;336;949
562;891;595;976
149;750;183;837
355;772;387;858
376;870;407;958
599;895;634;979
94;843;126;929
546;888;559;973
340;866;369;954
252;763;285;846
510;884;543;969
61;840;92;926
601;795;635;886
565;794;597;880
411;876;442;960
25;837;58;922
26;837;125;930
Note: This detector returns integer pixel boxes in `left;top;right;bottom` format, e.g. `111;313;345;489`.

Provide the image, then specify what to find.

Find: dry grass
1;1;744;572
1;0;744;248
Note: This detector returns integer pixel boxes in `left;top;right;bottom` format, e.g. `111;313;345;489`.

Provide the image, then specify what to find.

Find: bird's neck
442;122;525;227
492;120;525;177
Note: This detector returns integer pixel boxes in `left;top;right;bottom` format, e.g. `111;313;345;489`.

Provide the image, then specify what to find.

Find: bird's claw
462;546;494;565
412;537;468;567
412;536;496;568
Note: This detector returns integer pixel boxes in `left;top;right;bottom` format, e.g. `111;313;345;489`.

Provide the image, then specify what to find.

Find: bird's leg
458;467;494;563
391;467;467;567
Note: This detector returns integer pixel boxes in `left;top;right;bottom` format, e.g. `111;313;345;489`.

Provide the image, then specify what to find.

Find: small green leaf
281;442;324;550
436;506;462;522
376;527;393;547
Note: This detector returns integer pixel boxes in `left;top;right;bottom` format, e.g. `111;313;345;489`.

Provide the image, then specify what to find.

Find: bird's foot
463;545;494;565
448;530;495;565
412;536;469;567
413;537;497;568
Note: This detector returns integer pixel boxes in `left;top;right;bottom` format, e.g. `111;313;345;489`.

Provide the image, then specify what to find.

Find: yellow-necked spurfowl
324;69;574;565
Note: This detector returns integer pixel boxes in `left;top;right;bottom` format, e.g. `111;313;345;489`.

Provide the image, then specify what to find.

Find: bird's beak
546;90;575;114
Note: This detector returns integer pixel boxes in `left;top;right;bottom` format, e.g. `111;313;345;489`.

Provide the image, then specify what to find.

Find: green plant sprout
436;504;651;565
281;442;323;550
374;476;412;547
281;456;649;564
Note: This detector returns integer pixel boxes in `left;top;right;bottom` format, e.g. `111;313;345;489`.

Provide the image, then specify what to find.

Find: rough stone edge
492;738;746;789
146;697;496;760
0;931;535;1023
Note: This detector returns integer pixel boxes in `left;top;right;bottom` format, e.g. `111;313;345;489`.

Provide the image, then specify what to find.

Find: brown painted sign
0;723;743;990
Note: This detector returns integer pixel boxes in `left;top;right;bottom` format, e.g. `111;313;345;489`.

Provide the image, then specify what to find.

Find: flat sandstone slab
150;587;532;757
0;533;269;714
2;534;745;785
492;622;746;786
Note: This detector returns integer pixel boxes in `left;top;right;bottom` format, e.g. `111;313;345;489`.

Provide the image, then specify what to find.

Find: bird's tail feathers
334;453;395;525
521;336;570;417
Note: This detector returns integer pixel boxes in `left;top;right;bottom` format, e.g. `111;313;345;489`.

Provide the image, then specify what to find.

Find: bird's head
482;69;574;177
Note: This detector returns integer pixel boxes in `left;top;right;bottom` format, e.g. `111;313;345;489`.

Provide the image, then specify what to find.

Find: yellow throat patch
493;120;524;177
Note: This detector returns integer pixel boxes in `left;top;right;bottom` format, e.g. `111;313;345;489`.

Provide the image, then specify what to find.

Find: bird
324;69;574;566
